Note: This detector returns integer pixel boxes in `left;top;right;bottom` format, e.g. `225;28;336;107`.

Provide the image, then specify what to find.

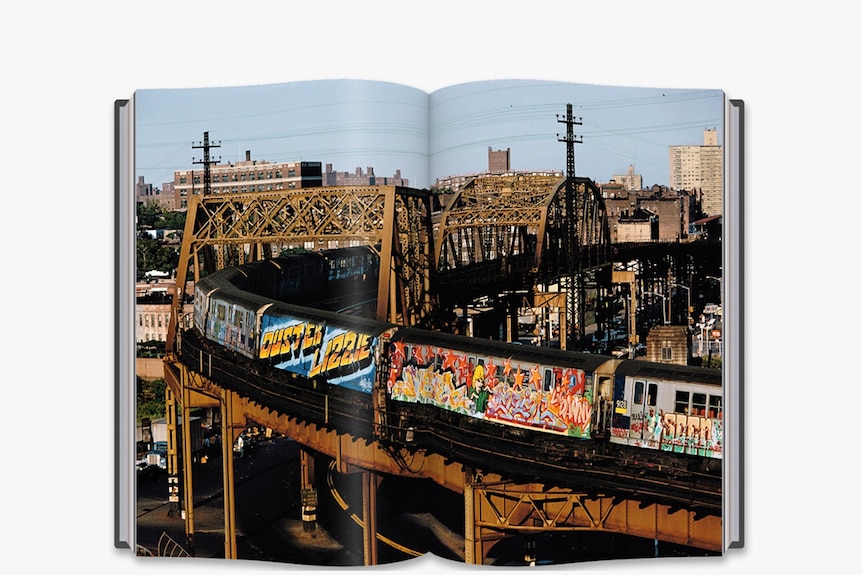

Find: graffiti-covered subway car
610;361;723;459
385;327;611;439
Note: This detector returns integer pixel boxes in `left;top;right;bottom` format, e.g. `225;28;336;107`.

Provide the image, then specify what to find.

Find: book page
126;76;739;566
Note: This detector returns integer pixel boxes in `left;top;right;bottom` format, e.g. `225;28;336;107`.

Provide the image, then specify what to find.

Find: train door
628;379;659;449
595;374;613;434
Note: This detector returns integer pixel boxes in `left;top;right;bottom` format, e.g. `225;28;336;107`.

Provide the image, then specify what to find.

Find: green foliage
700;355;722;369
137;377;167;422
137;233;179;274
137;201;188;232
161;210;188;231
136;201;164;228
280;246;312;256
137;340;166;358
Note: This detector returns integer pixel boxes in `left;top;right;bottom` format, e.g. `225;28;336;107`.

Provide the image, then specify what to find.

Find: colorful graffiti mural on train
258;311;377;393
386;342;593;438
614;409;722;458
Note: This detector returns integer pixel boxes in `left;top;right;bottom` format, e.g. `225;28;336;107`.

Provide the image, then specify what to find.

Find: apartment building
170;151;322;209
669;129;723;217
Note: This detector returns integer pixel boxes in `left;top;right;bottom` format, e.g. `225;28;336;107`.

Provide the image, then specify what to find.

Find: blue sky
135;78;725;191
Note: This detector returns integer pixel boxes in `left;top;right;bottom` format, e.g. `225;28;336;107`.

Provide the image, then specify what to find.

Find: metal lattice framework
464;480;722;562
166;185;437;351
435;173;612;345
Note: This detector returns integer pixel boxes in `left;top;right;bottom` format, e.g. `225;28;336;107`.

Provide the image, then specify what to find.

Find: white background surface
2;1;857;572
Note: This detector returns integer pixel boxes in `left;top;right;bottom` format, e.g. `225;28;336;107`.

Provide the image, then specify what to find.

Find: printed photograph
130;78;729;566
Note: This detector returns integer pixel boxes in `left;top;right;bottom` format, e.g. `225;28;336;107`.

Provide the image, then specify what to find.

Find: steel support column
165;386;180;516
300;449;318;532
180;372;196;555
360;471;379;565
220;387;238;559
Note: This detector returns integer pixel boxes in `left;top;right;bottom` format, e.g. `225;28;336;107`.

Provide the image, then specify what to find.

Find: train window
709;395;723;419
217;304;225;322
543;368;552;392
647;383;657;407
692;393;707;416
674;390;690;414
633;380;645;405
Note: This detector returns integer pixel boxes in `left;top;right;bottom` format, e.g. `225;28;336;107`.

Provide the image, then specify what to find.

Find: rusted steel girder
166;186;438;352
465;480;721;564
435;174;612;345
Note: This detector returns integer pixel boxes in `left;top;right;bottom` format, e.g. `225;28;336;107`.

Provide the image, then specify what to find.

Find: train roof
390;326;612;372
613;359;722;387
197;264;392;332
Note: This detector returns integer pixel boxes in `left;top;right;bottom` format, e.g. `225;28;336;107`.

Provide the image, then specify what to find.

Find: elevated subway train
187;252;723;488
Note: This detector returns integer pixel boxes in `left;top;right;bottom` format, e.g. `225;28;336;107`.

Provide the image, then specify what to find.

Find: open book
116;78;743;567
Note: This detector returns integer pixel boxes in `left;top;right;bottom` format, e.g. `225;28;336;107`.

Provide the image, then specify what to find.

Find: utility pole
193;131;221;197
193;132;222;271
557;104;583;349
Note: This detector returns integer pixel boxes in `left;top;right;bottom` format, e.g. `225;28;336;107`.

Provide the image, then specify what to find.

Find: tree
137;232;179;273
161;210;188;231
137;377;166;422
137;201;164;229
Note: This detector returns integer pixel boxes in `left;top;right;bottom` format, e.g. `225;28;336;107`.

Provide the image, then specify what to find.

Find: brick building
602;185;696;243
135;280;193;343
644;325;690;366
488;147;510;174
322;164;408;187
170;151;322;209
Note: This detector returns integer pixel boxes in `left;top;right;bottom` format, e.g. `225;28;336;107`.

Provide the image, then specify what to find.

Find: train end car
193;268;272;360
609;360;723;461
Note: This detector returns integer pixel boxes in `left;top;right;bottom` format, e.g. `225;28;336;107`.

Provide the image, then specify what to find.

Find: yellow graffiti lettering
259;331;275;359
354;334;371;363
302;323;323;353
338;332;358;367
325;333;345;372
308;347;325;378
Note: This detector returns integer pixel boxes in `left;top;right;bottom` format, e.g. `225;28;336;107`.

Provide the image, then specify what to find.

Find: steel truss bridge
160;178;722;564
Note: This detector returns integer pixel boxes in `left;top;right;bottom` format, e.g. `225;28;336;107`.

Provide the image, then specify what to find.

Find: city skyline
134;78;725;192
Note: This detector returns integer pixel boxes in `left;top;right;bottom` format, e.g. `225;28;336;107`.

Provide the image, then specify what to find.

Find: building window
661;346;672;361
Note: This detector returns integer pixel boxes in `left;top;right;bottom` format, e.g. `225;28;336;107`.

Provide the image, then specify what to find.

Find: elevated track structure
435;173;612;348
158;182;722;564
167;185;438;349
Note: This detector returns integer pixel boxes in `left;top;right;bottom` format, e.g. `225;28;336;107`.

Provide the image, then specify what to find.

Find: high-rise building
669;129;723;216
488;147;510;174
